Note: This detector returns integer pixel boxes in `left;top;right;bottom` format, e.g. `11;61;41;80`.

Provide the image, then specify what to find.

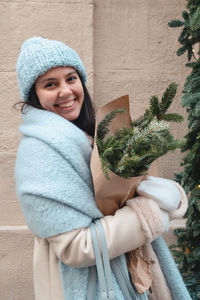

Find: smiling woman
35;67;84;122
14;36;189;300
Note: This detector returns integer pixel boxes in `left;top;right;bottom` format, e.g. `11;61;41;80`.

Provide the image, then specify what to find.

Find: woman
15;37;188;300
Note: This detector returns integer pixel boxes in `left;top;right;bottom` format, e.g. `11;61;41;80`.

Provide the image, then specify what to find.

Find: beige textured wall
0;0;187;299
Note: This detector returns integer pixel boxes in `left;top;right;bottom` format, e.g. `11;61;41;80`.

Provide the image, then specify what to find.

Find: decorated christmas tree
168;1;200;298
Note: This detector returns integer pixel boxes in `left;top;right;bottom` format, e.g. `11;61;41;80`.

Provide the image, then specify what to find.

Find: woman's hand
136;176;181;212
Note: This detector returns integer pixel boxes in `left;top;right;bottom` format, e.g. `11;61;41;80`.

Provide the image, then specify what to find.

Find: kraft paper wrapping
90;95;153;293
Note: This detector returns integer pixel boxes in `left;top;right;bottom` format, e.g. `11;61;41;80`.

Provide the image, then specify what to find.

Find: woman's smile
35;66;84;121
54;99;76;109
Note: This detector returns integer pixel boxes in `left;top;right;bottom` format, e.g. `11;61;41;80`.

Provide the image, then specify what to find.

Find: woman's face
35;66;84;121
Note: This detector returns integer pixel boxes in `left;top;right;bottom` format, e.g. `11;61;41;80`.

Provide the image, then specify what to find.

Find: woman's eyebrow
40;71;77;84
40;77;56;84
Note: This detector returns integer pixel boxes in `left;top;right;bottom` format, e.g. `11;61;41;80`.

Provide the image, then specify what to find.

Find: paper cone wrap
90;95;156;293
90;95;144;215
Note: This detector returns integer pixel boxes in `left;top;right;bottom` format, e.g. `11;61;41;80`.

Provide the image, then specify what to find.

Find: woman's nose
58;84;73;98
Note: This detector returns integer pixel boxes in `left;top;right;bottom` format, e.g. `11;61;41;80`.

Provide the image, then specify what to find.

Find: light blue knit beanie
16;37;87;101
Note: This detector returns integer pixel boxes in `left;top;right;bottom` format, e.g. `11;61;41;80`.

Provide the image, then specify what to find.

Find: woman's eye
45;82;55;88
67;76;77;82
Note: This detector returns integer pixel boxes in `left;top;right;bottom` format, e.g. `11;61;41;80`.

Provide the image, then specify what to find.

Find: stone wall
0;0;187;298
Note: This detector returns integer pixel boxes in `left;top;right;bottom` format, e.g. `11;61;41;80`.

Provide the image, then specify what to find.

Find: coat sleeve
46;197;165;268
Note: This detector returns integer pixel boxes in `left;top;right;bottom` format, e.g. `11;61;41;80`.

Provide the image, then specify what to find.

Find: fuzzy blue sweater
15;107;191;300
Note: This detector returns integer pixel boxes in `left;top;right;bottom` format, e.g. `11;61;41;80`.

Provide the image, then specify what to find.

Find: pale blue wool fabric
15;107;146;299
152;237;191;300
15;107;191;299
16;37;87;101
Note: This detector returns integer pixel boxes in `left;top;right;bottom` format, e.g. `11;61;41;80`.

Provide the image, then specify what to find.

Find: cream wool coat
33;181;187;300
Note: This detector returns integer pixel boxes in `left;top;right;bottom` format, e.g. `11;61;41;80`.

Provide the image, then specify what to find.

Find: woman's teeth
56;100;75;108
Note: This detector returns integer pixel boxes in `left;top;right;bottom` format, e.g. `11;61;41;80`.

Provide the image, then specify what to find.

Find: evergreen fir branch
182;92;200;106
96;139;104;155
194;101;200;116
177;45;188;56
184;78;200;94
185;61;198;68
160;82;177;114
189;5;200;31
187;1;200;13
188;45;193;61
99;157;111;180
186;80;200;92
149;96;161;117
96;109;125;141
178;28;189;44
168;2;200;296
187;73;200;85
162;113;184;122
168;20;185;27
131;108;153;129
169;4;200;62
189;119;200;130
182;10;190;21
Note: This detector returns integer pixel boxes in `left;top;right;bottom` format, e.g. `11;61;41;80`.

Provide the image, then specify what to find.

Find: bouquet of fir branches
90;83;184;216
96;82;183;180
